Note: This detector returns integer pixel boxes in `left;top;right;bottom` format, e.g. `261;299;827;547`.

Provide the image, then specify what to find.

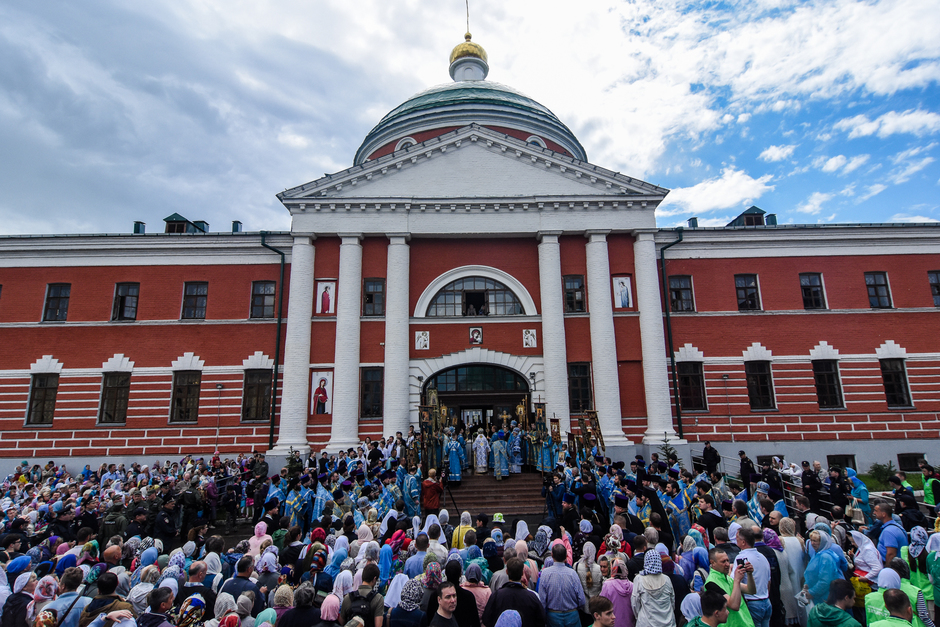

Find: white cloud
795;191;833;214
858;184;887;201
889;213;939;223
835;109;940;138
656;167;774;217
888;143;937;183
821;155;848;172
842;154;870;173
759;144;796;162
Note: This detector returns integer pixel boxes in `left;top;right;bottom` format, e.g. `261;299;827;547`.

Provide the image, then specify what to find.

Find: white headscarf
412;516;421;538
384;574;409;609
515;521;530;542
422;514;441;536
849;531;882;579
13;573;32;594
205;552;222;575
578;542;597;569
334;536;350;554
332;571;355;598
379;510;397;537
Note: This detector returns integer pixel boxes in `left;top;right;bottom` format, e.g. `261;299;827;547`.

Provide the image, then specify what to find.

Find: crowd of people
1;437;940;627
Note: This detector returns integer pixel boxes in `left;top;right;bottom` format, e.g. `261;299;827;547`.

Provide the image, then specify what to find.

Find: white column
272;236;314;453
383;234;410;437
585;231;627;443
328;234;363;450
634;230;681;443
537;232;571;434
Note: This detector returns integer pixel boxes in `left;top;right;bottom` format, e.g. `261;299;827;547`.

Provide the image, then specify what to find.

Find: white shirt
733;547;771;600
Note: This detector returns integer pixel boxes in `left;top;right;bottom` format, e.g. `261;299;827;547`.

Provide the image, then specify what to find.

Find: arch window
426;277;523;317
427;365;529;393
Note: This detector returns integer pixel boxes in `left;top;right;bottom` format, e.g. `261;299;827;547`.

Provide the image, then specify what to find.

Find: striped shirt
537;563;586;611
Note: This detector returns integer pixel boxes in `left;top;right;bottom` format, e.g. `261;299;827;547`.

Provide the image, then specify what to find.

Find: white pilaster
383;234;410;437
585;231;627;443
272;236;314;453
634;231;681;444
537;232;571;433
328;234;363;450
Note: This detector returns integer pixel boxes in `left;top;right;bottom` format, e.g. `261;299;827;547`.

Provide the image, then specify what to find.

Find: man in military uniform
179;481;203;539
155;494;179;550
125;507;149;539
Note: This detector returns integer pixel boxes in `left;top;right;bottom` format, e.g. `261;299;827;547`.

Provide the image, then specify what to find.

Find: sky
1;0;939;235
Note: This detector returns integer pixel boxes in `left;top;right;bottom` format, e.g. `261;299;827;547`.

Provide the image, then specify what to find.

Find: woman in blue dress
509;427;523;473
538;436;557;473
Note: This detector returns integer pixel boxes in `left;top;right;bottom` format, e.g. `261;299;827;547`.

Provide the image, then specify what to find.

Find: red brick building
1;37;937;472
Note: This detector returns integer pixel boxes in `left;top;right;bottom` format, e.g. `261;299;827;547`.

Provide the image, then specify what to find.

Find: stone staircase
441;470;548;519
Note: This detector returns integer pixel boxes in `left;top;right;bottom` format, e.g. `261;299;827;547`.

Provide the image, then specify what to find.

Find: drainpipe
260;232;286;449
660;227;684;438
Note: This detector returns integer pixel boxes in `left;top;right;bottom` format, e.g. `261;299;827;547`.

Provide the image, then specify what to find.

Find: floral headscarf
84;563;107;584
178;594;207;627
529;529;549;558
423;562;443;590
762;529;783;552
273;584;294;608
398;579;424;612
27;576;58;621
910;527;928;559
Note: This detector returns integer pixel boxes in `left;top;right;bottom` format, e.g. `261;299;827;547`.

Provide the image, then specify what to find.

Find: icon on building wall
523;329;537;348
612;276;632;308
469;327;483;345
310;371;333;414
415;331;430;350
316;281;336;314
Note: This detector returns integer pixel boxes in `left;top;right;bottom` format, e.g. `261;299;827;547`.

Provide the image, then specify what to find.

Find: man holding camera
705;547;755;627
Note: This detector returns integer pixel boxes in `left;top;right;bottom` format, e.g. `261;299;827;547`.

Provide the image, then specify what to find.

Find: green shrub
868;460;896;486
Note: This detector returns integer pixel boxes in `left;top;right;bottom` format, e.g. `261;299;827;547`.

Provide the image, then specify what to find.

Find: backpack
347;590;378;627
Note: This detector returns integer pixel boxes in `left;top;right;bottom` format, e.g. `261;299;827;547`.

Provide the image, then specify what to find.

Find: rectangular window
363;279;385;316
564;275;585;313
676;362;707;410
800;273;826;309
865;272;892;309
744;361;775;409
360;368;383;418
812;360;843;409
26;374;58;425
568;363;593;412
43;284;71;321
250;281;276;319
928;271;940;307
170;371;202;422
242;369;272;421
99;372;131;424
735;274;761;311
669;275;695;312
111;283;140;321
181;282;208;319
827;454;856;471
897;453;925;472
880;359;912;407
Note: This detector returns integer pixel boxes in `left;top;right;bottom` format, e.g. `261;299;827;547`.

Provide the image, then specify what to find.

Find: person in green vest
921;466;940;508
867;565;934;627
704;547;756;627
871;588;915;627
901;528;932;607
686;591;733;627
807;579;862;627
888;557;936;627
896;472;916;493
925;534;940;618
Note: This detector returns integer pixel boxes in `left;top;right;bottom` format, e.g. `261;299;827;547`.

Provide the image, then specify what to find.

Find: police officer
155;494;179;550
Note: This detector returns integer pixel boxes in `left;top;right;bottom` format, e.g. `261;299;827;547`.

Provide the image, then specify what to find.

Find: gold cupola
449;33;489;81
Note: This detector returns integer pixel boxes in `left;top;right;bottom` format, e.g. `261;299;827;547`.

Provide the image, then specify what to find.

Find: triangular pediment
278;125;667;203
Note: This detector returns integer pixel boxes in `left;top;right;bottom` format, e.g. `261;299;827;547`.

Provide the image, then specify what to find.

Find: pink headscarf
320;594;341;621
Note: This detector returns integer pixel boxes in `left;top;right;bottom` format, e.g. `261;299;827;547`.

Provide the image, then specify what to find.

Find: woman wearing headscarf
528;528;550;565
461;564;490;621
324;547;348;581
805;530;846;607
312;593;340;627
849;530;883;581
389;578;425;627
253;608;277;627
203;593;238;627
763;528;798;625
3;571;36;627
452;513;474;550
254;550;280;598
204;551;224;595
26;575;57;624
903;527;932;617
271;585;294;625
127;566;161;615
377;545;395;594
845;468;872;525
514;542;539;591
418;563;443;614
575;542;603;612
927;534;940;625
600;558;635;627
235;593;256;627
438;511;454;549
632;551;676;627
493;610;521;627
277;582;321;627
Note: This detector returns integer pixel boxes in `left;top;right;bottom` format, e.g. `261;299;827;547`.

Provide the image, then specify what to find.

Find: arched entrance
423;363;530;433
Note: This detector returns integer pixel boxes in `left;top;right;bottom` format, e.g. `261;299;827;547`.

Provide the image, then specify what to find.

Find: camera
736;558;748;566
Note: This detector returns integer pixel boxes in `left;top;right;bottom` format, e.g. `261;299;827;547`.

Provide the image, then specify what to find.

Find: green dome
354;81;587;165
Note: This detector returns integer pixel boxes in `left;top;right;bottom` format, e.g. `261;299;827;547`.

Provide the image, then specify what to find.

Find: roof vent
765;214;777;226
687;217;699;228
232;221;243;233
192;221;208;233
133;221;146;235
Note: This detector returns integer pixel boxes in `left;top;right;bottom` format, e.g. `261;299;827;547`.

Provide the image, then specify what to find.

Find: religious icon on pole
550;418;561;444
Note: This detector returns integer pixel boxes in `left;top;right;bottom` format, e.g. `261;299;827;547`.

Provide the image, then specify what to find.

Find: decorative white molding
395;137;417;151
242;351;274;369
413;265;539;317
171;353;205;370
525;135;547;148
742;342;773;361
809;341;840;360
675;344;705;361
102;354;134;372
30;355;63;373
875;340;907;359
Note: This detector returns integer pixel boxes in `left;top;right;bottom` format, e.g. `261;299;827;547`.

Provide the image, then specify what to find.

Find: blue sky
0;0;938;234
